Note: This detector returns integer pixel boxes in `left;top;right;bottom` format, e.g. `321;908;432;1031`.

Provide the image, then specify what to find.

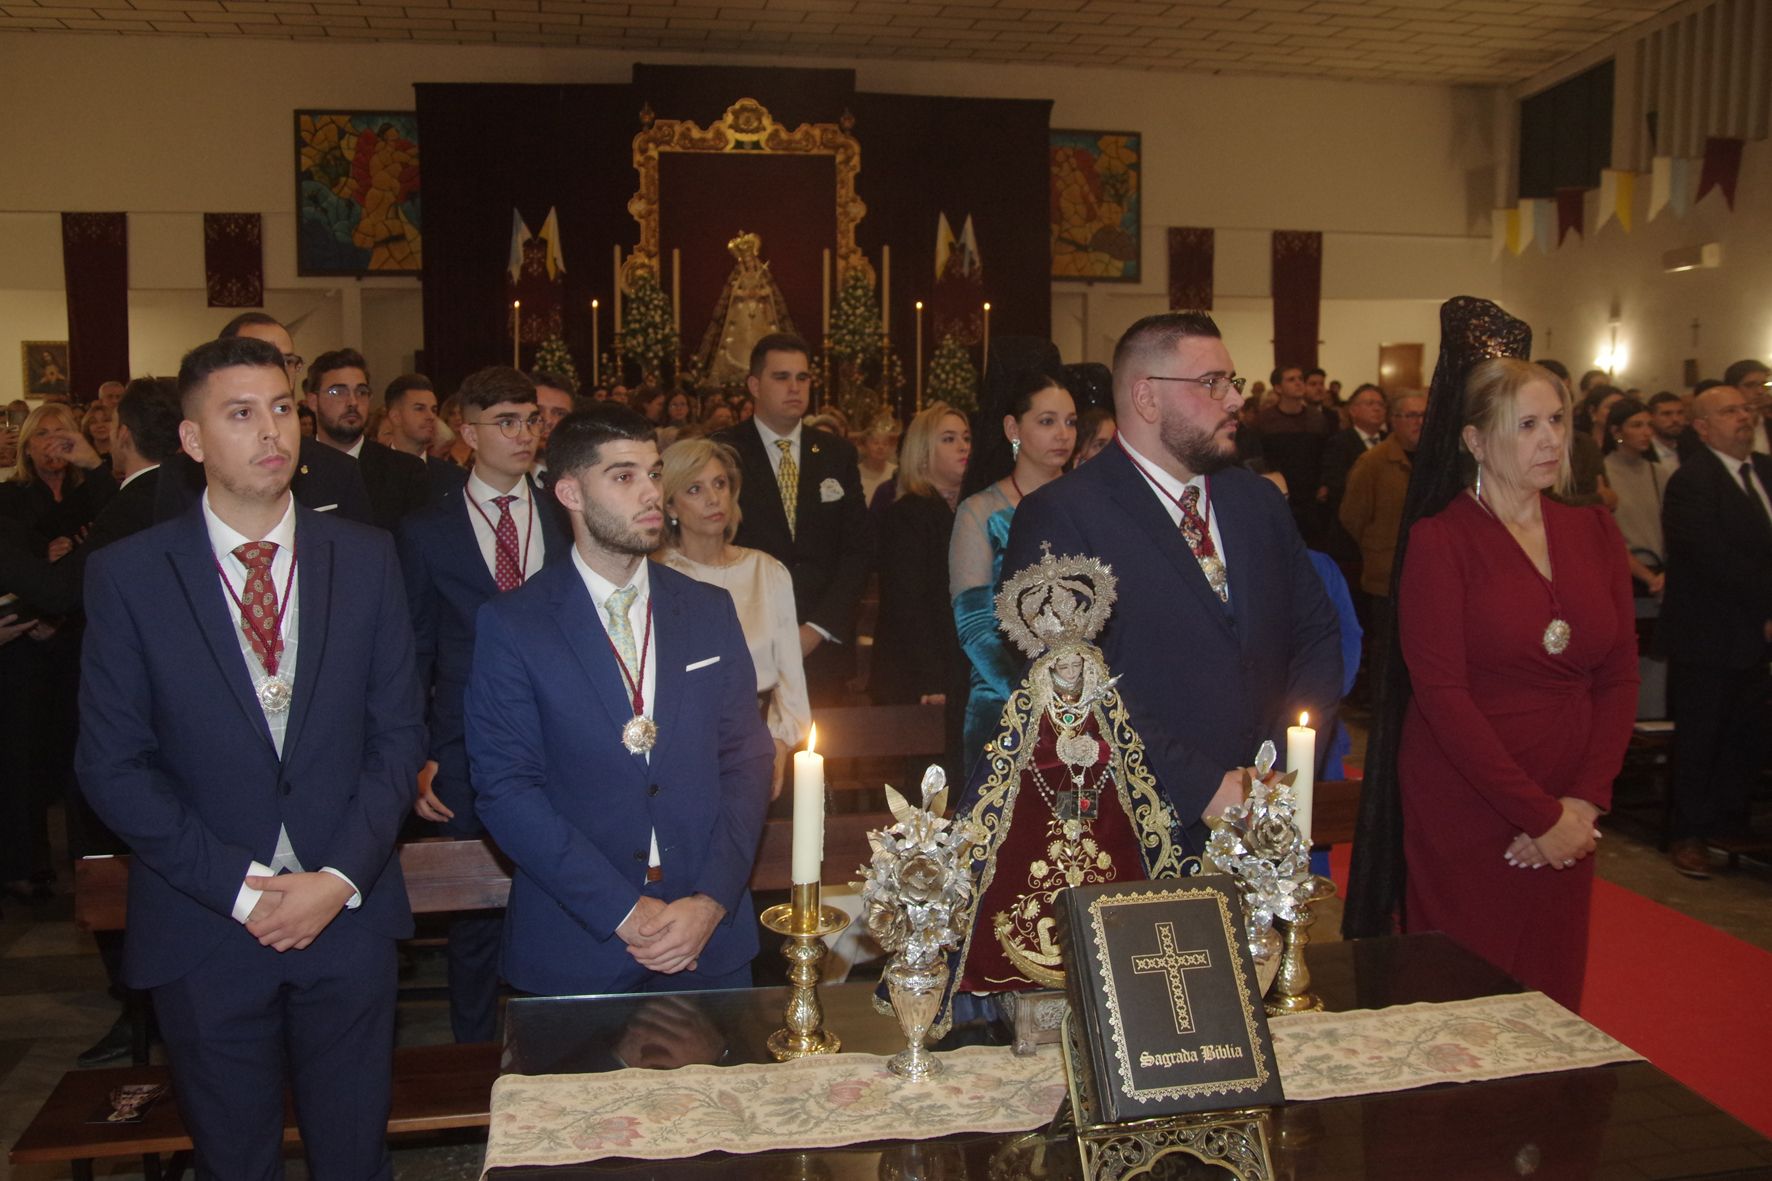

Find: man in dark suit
307;348;430;530
1659;383;1772;878
1004;312;1342;850
716;333;870;704
384;372;468;503
397;367;565;1040
466;407;773;996
1317;382;1388;555
76;335;424;1179
156;315;375;525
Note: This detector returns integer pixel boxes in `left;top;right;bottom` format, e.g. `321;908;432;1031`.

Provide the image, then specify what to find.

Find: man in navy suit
398;366;565;1040
1004;312;1342;850
466;406;773;996
76;335;424;1180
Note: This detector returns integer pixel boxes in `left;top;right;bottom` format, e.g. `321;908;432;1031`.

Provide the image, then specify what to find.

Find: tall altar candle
511;301;521;368
1287;712;1316;845
880;245;891;336
590;298;601;384
671;248;682;334
821;249;832;337
914;300;924;410
791;724;826;885
981;301;991;379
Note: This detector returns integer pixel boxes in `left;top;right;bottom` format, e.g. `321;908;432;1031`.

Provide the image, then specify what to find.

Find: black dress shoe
76;1016;135;1068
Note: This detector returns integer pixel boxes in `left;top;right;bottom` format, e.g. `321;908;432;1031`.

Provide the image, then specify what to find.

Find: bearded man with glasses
304;347;430;530
1001;312;1343;847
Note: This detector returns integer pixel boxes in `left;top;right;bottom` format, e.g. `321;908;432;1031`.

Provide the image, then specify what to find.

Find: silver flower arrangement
857;766;980;969
1202;741;1310;967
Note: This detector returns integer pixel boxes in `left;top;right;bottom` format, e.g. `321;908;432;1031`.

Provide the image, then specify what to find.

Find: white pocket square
819;477;844;503
313;503;338;513
684;656;721;672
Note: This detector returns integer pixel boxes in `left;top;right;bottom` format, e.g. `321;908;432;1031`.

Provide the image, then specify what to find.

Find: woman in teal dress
949;368;1077;774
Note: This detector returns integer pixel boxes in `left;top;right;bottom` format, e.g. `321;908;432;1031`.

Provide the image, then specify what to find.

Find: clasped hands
616;893;725;976
244;871;355;951
1504;798;1602;871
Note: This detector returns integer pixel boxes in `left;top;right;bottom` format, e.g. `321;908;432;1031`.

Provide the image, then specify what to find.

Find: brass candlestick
1265;873;1336;1016
759;882;851;1060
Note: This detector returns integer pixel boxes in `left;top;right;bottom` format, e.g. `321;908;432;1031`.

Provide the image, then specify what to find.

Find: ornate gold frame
624;97;869;295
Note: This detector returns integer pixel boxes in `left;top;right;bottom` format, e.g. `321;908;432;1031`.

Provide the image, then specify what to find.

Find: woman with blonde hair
1;402;113;546
1354;306;1637;1009
657;437;809;796
872;403;970;709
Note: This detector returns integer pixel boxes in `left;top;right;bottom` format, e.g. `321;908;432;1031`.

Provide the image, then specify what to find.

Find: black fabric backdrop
416;70;1051;401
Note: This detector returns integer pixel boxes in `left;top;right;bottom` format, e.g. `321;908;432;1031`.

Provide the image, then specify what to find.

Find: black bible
1058;876;1284;1124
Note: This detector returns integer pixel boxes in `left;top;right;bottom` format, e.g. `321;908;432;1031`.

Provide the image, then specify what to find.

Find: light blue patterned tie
605;584;639;673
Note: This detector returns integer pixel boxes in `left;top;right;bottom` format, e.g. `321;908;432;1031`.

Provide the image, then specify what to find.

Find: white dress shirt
203;493;359;923
1710;446;1772;522
1119;436;1228;589
1357;428;1382;450
118;462;159;491
464;470;547;585
344;437;365;459
1651;437;1682;469
571;548;659;871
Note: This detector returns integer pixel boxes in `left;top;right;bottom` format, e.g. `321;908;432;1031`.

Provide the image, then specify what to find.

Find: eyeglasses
1147;373;1247;400
320;384;372;401
283;354;305;375
469;413;544;439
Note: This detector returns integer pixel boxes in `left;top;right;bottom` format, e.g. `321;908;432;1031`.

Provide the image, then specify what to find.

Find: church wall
3;31;1500;403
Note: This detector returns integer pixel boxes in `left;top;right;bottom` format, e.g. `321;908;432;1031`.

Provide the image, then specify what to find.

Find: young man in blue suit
398;366;566;1040
76;335;425;1180
466;405;774;996
1003;312;1342;850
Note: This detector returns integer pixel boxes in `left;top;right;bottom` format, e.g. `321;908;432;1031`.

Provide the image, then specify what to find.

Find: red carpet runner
1325;845;1772;1137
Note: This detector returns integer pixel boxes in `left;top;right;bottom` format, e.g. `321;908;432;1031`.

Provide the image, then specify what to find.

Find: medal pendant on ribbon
621;714;658;755
1542;618;1572;656
256;675;293;716
1199;555;1228;598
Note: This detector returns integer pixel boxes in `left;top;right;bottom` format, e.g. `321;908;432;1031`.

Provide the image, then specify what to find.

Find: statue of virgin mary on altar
692;231;797;387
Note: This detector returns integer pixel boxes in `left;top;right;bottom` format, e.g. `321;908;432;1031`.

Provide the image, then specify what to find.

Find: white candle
981;301;991;380
914;300;924;410
590;298;600;384
880;245;891;336
1287;711;1316;846
791;723;826;885
512;300;521;369
821;249;832;337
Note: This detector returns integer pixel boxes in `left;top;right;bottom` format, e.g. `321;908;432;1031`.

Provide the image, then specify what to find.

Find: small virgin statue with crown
692;231;797;388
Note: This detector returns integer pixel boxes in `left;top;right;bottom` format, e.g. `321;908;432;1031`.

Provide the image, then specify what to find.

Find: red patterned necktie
1178;486;1229;604
231;541;284;674
491;495;522;592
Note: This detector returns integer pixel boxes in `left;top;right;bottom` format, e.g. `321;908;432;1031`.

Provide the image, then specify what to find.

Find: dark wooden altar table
493;934;1772;1180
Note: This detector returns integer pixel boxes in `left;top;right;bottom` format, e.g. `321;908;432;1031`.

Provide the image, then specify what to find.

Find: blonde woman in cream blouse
658;437;810;797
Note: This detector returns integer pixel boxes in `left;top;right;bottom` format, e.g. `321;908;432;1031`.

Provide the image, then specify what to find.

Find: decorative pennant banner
1271;230;1323;370
1554;188;1586;245
204;213;263;308
1532;199;1555;253
1514;202;1535;254
61;213;129;400
1668;157;1694;217
1491;209;1511;259
1166;227;1215;309
1697;136;1745;209
1596;170;1635;233
1504;208;1522;256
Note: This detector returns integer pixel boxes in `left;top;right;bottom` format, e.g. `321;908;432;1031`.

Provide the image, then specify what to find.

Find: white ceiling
1;0;1682;84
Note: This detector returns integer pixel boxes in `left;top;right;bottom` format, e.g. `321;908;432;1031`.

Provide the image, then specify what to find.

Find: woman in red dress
1396;357;1637;1009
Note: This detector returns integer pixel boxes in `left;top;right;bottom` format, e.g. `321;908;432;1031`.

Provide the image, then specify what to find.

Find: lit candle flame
983;301;992;311
915;300;923;310
1299;711;1309;728
807;723;817;756
513;299;520;309
591;298;599;309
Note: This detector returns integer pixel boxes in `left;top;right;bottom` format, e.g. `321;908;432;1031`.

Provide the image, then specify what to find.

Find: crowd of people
0;302;1767;1177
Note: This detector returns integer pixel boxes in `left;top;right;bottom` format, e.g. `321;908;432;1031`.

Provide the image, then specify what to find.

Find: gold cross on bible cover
1131;921;1212;1036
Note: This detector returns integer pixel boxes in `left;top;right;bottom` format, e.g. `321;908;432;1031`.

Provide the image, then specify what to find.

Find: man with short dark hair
465;405;772;995
1003;312;1341;843
84;377;180;553
78;334;424;1179
1256;362;1331;543
1339;391;1426;682
1646;391;1686;469
530;371;576;465
385;373;466;501
716;333;870;704
1318;382;1388;581
1302;367;1337;430
306;348;429;530
1659;384;1772;878
397;366;565;1040
1724;358;1769;454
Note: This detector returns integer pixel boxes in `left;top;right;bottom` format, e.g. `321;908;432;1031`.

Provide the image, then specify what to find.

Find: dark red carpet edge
1324;845;1772;1137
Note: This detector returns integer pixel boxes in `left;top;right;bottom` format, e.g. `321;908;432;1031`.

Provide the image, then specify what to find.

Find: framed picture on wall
21;342;70;398
294;111;422;277
1050;130;1142;283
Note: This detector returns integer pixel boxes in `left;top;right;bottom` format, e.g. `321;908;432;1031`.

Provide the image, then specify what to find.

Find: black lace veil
1341;296;1534;937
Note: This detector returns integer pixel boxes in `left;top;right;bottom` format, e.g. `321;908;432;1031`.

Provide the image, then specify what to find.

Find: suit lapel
795;429;824;524
738;421;794;543
281;512;332;761
450;488;500;596
166;509;275;753
1101;448;1237;638
1211;479;1256;639
548;564;647;773
649;566;688;769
